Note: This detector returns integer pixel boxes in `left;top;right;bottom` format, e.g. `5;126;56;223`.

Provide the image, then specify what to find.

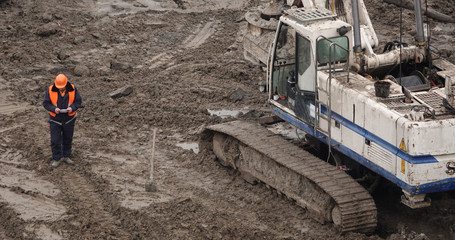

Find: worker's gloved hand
67;107;72;113
55;108;61;114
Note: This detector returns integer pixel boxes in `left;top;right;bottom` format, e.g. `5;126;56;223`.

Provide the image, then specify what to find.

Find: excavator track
200;120;377;233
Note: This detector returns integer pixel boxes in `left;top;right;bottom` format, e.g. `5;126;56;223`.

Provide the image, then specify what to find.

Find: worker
42;74;82;168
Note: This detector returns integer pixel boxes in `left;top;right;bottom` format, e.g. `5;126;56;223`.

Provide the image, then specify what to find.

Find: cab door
270;22;296;109
294;34;317;126
270;23;316;126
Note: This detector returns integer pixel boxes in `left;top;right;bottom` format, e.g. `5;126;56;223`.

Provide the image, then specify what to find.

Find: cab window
316;36;348;65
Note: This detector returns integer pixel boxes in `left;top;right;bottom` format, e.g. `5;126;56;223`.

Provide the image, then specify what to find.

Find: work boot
51;160;60;168
63;157;74;165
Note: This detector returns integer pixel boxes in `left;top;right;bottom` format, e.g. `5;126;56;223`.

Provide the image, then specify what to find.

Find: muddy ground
0;0;454;239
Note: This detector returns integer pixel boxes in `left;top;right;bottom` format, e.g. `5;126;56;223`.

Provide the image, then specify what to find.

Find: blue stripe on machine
270;105;453;194
319;106;438;164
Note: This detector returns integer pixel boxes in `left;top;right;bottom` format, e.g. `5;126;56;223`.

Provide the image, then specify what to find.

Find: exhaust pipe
351;0;362;54
414;0;425;45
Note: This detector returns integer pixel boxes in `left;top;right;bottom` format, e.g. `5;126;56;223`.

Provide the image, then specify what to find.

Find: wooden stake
145;128;157;192
149;128;157;182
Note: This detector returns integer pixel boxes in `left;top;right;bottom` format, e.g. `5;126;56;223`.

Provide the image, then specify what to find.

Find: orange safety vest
48;84;76;117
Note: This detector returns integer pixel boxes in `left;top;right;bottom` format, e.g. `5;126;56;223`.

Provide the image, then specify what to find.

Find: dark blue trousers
50;119;75;161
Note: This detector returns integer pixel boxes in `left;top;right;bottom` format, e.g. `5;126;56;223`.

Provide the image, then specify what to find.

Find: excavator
200;0;455;233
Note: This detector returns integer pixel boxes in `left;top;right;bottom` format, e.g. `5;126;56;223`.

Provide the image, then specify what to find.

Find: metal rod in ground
145;128;157;192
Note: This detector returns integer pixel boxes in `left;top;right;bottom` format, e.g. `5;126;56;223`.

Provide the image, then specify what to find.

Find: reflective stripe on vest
48;84;76;117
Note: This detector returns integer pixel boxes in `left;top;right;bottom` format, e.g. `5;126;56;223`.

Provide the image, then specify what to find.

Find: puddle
207;109;248;119
176;142;199;154
266;122;307;142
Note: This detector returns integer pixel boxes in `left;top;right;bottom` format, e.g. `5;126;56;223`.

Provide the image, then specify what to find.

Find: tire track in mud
146;19;219;70
0;202;37;240
147;22;218;71
156;150;326;239
0;76;30;115
51;146;173;239
54;169;131;239
78;141;294;239
183;21;219;49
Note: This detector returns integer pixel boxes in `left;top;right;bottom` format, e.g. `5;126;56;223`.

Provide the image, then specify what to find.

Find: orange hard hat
54;74;68;88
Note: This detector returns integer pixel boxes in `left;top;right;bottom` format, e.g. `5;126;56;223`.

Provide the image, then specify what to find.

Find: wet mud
0;0;454;239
